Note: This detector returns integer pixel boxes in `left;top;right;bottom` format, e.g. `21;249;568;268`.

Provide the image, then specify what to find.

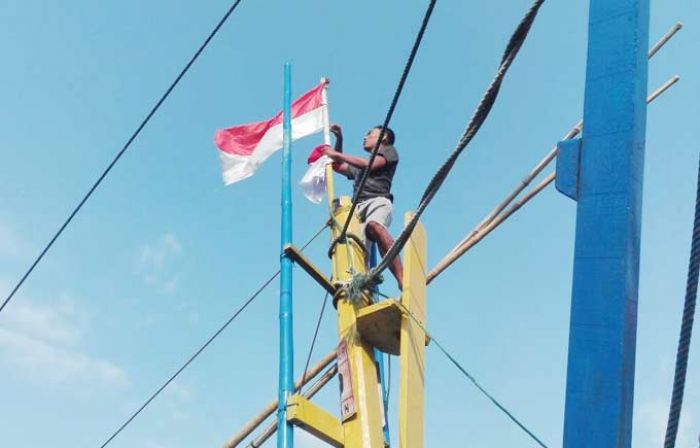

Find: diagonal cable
301;291;330;386
337;0;437;241
371;0;545;280
97;223;327;448
396;300;549;448
0;0;246;315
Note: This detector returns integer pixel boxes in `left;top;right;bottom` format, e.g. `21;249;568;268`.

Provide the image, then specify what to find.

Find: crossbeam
284;244;336;295
287;396;344;448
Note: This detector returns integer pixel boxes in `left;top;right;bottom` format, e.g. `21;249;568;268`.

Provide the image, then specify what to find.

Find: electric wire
301;291;330;386
0;0;246;315
97;223;327;448
371;0;545;281
385;353;391;412
663;154;700;448
337;0;437;241
396;301;549;448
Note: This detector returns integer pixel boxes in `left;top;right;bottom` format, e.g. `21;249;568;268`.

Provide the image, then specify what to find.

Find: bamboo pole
459;172;554;259
427;75;680;284
246;365;339;448
222;350;336;448
449;123;582;261
648;22;683;59
433;22;682;268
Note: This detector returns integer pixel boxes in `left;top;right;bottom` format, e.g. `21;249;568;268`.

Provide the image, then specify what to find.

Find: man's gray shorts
356;196;393;243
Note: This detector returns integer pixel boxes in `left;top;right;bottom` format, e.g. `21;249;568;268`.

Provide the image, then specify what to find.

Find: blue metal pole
277;63;294;448
559;1;649;447
369;243;392;446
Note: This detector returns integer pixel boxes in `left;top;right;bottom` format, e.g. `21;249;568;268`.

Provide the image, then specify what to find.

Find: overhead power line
0;0;246;315
301;291;330;385
337;0;438;241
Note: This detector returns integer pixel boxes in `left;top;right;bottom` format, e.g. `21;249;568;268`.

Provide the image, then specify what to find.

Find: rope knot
344;270;383;304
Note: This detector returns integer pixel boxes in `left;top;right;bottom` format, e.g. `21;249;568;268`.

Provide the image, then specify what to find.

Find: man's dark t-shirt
345;145;399;202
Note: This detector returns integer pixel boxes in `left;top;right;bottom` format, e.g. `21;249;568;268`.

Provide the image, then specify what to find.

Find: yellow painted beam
399;212;427;448
287;395;344;448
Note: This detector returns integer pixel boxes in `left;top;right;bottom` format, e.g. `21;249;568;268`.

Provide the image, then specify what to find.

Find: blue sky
1;1;698;447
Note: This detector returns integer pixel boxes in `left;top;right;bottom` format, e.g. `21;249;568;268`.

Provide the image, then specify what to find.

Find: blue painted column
277;63;294;448
369;243;391;447
561;1;649;447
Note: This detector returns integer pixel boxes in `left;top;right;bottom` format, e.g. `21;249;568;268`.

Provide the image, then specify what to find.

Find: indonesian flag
214;81;328;185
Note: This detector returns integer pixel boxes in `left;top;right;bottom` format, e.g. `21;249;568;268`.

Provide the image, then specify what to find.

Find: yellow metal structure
329;196;385;447
398;212;426;448
284;198;428;448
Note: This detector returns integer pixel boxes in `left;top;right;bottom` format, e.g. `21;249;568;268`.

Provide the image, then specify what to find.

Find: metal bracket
556;138;582;201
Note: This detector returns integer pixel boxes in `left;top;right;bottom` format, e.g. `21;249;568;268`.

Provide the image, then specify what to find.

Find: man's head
362;126;395;152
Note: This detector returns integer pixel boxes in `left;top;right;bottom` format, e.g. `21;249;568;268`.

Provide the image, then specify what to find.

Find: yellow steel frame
285;195;427;448
329;196;385;447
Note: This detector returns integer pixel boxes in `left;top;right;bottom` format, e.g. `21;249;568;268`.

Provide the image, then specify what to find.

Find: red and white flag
214;81;328;185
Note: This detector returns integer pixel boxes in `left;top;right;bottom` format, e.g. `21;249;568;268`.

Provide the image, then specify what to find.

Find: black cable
98;224;327;448
434;335;549;448
371;0;545;279
301;290;330;386
0;0;246;315
385;354;391;411
664;154;700;448
337;0;437;241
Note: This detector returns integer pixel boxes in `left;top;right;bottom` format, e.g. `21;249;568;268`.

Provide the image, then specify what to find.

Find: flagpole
320;78;336;209
277;62;294;448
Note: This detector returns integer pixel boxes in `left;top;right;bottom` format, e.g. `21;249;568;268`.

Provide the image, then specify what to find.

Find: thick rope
427;75;680;285
337;0;438;241
663;154;700;448
395;301;549;448
370;0;545;281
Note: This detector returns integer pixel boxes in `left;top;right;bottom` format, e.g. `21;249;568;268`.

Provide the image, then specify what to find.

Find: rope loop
327;233;368;259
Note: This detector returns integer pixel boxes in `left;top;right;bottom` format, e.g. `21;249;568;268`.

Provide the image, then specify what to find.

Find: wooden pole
321;78;336;209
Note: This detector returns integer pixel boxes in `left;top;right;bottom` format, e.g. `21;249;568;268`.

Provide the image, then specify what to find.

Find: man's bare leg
366;222;403;290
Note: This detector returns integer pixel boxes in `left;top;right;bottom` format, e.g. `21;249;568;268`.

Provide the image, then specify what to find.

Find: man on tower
322;124;403;290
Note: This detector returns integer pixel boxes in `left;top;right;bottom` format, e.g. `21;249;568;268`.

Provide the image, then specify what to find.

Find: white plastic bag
300;155;330;204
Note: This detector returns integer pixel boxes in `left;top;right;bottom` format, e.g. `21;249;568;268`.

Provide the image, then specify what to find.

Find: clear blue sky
1;1;698;447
